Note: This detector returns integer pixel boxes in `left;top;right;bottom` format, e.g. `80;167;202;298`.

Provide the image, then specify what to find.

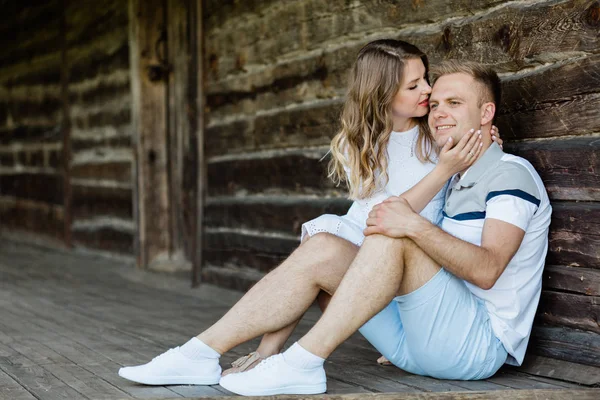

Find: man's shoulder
483;154;542;203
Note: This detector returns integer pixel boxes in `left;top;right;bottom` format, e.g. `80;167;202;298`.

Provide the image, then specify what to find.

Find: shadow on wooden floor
0;241;597;399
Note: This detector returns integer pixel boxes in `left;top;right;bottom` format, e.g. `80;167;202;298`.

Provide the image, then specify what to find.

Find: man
119;62;551;395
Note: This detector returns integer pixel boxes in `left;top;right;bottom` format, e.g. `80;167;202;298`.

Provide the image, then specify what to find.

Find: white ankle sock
179;338;221;360
283;342;324;369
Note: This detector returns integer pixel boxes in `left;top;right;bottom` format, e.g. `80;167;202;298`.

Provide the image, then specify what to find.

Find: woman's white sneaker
118;347;221;385
219;354;326;396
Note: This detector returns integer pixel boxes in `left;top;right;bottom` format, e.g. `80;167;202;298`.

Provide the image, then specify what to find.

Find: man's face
428;73;484;148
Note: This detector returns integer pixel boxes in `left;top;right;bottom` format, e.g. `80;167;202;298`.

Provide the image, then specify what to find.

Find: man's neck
459;126;493;176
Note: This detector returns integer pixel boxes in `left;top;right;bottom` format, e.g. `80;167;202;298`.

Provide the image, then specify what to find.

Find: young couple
118;39;551;396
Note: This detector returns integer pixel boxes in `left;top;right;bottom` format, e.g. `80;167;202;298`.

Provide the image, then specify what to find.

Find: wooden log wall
67;0;133;256
201;0;600;369
0;0;134;256
0;1;66;244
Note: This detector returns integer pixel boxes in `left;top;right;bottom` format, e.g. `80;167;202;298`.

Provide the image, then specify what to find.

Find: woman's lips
419;100;429;107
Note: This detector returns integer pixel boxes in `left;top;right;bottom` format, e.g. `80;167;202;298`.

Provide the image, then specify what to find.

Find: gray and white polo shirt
440;142;552;366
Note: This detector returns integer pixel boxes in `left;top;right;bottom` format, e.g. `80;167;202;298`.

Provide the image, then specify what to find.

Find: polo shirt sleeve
484;163;540;232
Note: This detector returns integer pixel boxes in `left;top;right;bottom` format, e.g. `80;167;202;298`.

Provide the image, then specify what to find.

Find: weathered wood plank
0;125;61;145
546;202;600;269
207;150;333;195
72;184;133;220
204;196;350;235
530;325;600;367
499;54;600;140
537;291;600;334
0;368;37;400
0;363;87;400
204;249;286;273
205;0;598;91
504;137;600;202
0;173;63;204
544;265;600;296
168;0;198;267
201;265;266;292
71;133;131;152
41;363;133;400
204;230;298;255
129;0;172;268
518;355;600;386
206;102;340;157
70;161;131;184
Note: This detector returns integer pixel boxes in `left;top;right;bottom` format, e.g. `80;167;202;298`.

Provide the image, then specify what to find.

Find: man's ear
480;102;496;126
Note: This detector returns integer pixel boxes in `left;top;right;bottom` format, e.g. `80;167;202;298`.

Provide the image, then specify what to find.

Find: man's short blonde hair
430;61;501;109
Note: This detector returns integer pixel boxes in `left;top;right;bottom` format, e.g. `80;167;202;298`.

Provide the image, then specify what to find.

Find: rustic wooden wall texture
201;0;600;368
0;0;133;256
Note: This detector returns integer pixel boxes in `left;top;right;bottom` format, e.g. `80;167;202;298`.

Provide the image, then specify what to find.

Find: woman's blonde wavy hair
328;39;435;200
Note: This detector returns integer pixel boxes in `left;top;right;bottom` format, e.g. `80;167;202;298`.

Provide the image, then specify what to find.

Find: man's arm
408;215;524;289
364;198;525;290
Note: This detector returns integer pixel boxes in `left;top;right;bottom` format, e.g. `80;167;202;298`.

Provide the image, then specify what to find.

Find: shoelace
252;354;281;373
152;347;179;362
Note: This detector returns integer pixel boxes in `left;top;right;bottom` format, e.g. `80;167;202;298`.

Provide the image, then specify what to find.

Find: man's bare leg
222;290;332;376
299;234;441;358
198;233;358;354
217;234;442;395
118;233;358;386
250;291;331;355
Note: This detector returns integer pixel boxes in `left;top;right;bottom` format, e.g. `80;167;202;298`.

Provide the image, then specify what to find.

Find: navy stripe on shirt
486;189;540;207
443;210;486;221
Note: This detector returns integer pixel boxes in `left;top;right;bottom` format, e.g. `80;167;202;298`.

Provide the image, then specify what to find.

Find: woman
223;39;501;375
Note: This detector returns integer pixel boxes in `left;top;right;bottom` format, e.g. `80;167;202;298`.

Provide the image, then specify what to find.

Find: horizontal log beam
537;290;600;334
204;196;350;235
547;202;600;269
503;137;599;201
205;0;599;92
0;173;63;205
0;125;62;145
0;199;64;240
530;325;600;368
72;184;132;221
200;265;265;292
203;230;298;255
207;151;334;195
204;249;286;274
544;265;600;296
70;161;131;183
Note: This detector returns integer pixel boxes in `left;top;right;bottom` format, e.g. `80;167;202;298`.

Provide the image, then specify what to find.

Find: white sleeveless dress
301;125;448;246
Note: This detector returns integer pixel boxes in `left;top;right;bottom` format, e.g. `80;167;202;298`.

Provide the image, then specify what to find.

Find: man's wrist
406;214;429;240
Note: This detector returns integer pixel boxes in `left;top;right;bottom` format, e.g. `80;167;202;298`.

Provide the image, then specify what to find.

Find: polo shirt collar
455;142;504;189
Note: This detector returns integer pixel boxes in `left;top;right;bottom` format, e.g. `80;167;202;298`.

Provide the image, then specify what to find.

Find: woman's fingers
491;125;500;138
491;125;504;149
453;128;475;152
461;129;482;161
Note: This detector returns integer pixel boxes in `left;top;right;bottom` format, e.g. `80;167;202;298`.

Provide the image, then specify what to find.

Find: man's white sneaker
118;347;221;385
219;354;326;396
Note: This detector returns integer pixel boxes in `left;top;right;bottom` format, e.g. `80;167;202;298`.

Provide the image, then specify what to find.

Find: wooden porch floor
0;240;598;400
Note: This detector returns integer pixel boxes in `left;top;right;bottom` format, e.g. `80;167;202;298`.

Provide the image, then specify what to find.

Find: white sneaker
219;354;326;396
118;347;221;385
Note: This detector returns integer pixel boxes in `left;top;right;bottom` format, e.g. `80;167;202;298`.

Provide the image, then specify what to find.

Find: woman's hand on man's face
436;128;483;178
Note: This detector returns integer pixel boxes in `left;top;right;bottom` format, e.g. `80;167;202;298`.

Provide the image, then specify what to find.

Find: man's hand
364;197;424;238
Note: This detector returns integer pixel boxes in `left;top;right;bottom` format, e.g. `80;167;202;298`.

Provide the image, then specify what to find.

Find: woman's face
390;58;431;131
